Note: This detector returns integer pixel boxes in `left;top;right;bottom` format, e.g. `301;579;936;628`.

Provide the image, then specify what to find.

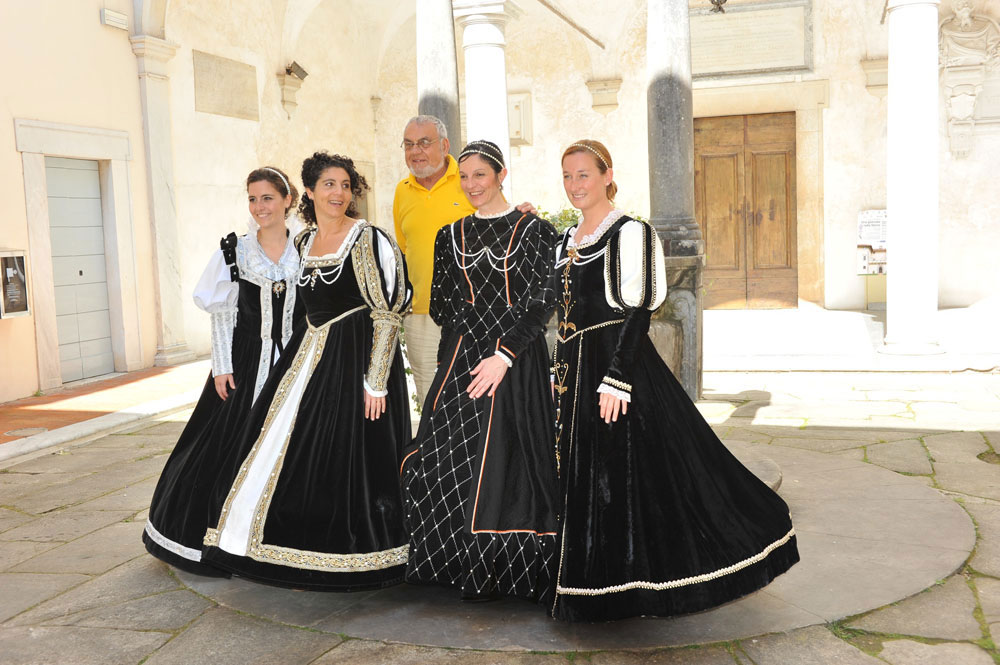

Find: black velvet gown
402;208;560;604
143;230;301;577
550;211;799;622
201;221;413;590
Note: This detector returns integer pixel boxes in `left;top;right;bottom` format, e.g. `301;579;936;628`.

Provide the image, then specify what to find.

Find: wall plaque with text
691;2;811;78
0;250;30;318
193;50;259;121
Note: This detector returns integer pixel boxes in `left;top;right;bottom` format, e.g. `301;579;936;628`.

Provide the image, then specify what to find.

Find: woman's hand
467;356;509;399
214;374;235;400
598;391;628;424
364;391;386;420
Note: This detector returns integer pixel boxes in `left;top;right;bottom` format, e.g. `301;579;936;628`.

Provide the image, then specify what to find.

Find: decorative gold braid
602;377;632;393
351;226;404;394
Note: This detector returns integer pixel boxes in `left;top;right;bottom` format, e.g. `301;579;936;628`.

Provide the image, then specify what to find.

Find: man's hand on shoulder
515;201;537;216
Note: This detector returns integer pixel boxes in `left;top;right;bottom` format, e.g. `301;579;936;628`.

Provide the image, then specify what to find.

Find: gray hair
405;115;448;141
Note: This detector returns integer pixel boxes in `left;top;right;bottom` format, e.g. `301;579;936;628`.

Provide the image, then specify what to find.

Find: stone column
417;0;462;155
647;0;704;400
453;0;520;192
882;0;941;354
131;35;196;366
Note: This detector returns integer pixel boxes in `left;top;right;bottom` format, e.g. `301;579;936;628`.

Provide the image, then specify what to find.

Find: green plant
536;206;581;233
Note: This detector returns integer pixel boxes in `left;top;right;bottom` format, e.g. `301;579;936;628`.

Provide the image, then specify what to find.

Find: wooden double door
695;112;798;309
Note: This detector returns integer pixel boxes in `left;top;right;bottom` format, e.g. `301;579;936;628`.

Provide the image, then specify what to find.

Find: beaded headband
262;167;291;196
459;142;505;170
568;143;610;170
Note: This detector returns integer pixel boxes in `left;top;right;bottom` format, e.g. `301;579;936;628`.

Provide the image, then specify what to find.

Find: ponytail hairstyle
562;139;617;202
246;166;298;217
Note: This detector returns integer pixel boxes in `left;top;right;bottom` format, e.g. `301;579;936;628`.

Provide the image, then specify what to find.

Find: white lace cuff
209;309;236;377
363;379;388;398
494;350;514;368
597;381;631;403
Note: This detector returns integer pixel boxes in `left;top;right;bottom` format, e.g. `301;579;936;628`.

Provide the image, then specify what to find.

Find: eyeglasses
401;138;442;151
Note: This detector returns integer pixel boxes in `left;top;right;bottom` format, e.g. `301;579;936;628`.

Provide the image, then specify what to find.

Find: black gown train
402;208;560;604
201;221;413;590
143;228;301;576
550;211;799;622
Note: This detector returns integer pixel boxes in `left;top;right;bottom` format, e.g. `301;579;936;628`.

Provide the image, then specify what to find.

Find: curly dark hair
297;151;369;225
246;166;298;217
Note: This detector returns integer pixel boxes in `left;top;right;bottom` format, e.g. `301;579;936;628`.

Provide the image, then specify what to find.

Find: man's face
403;122;449;179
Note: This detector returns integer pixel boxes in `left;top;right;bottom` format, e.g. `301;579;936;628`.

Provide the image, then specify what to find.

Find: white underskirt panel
216;335;320;556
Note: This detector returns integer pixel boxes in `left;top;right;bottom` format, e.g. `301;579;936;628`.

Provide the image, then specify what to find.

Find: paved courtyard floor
1;370;998;664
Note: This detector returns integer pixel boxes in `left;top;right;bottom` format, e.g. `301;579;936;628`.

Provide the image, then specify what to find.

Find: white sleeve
606;221;667;310
192;250;239;313
376;228;405;303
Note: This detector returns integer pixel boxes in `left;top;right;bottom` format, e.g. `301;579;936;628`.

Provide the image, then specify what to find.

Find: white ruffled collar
242;217;300;280
304;219;366;260
567;208;626;248
474;205;516;219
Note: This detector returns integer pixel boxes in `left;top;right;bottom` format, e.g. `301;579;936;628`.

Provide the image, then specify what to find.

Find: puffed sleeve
192;241;240;378
494;216;557;367
598;219;667;402
351;225;412;397
429;222;466;338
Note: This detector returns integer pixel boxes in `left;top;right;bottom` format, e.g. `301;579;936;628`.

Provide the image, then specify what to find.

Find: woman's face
247;179;291;230
459;154;505;210
562;151;611;212
307;166;353;222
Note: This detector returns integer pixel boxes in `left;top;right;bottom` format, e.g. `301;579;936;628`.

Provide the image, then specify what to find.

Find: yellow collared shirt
393;157;475;314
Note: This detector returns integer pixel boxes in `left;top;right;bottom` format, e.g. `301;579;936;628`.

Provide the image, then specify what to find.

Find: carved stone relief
939;1;1000;157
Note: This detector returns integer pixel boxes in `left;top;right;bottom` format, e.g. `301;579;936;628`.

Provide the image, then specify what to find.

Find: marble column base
154;344;197;367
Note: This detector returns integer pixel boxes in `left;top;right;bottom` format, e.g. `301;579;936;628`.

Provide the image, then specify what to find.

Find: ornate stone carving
939;2;1000;157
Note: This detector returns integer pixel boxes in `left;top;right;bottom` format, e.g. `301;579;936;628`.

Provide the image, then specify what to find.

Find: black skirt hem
202;546;406;592
142;533;231;578
552;536;799;622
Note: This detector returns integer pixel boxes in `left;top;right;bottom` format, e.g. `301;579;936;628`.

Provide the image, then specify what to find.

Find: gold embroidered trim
252;542;408;573
601;377;632;393
351;226;407;394
555;319;625;343
556;527;796;597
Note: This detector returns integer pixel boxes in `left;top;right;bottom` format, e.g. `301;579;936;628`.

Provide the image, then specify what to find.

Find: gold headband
568;143;610;170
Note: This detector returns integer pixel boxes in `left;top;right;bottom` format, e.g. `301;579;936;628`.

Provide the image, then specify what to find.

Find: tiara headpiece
568;143;610;170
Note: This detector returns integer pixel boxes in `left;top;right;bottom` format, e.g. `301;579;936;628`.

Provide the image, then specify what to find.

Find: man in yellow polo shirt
393;116;475;405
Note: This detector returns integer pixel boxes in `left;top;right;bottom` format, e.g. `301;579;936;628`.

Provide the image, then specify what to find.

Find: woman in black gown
402;141;560;604
550;140;799;622
143;167;302;576
201;152;412;590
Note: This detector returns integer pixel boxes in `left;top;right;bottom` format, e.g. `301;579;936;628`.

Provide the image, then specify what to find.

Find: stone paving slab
66;477;157;512
6;556;181;626
141;607;340;665
5;444;158;475
310;640;571;665
83;432;179;450
738;625;883;664
923;432;990;463
847;576;981;640
0;572;89;622
8;455;167;514
977;576;1000;643
966;504;1000;578
0;540;59;571
877;639;995;665
9;521;145;575
0;625;170;665
864;440;933;475
0;472;82;505
0;509;132;543
933;462;1000;501
43;589;213;631
768;437;867;453
588;647;739;664
0;508;33;534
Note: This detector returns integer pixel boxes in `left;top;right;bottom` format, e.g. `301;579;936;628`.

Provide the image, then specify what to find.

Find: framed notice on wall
856;210;887;275
0;250;30;318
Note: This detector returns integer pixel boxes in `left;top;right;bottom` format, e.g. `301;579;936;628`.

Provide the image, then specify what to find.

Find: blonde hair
562;139;617;201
